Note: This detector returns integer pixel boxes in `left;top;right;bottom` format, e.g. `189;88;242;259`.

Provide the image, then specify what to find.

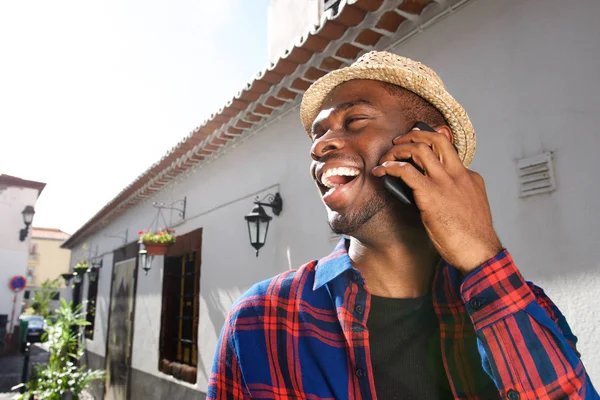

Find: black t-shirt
367;294;453;400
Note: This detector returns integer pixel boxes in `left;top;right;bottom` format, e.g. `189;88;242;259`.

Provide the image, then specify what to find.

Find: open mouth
319;166;361;199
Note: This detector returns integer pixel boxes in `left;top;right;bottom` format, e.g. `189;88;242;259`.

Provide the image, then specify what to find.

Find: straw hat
300;51;476;167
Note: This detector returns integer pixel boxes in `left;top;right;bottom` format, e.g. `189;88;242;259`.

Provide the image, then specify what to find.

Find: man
208;52;598;399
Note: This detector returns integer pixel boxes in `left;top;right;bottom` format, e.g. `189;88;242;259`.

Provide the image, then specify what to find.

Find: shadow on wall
196;288;240;382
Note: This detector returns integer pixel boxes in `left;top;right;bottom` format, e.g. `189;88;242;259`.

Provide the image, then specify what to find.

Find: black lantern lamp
19;205;35;241
244;193;283;257
61;272;74;285
138;242;152;275
89;259;103;282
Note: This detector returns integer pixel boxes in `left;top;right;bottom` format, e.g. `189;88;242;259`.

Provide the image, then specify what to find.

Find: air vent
517;152;556;198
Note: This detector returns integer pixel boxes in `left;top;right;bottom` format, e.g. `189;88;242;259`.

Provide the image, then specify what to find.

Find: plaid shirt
209;239;598;399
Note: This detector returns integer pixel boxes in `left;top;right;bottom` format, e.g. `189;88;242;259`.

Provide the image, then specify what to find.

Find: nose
310;131;345;161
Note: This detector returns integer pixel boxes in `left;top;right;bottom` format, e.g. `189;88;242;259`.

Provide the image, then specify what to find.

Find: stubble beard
328;187;393;235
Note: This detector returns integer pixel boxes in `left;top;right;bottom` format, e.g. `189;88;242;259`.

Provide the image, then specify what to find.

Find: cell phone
381;122;437;206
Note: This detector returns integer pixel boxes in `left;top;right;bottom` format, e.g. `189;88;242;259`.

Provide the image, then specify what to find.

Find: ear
434;125;454;145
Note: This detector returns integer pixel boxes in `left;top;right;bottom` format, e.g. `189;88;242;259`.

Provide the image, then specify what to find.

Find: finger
393;129;464;174
372;161;432;191
378;142;449;181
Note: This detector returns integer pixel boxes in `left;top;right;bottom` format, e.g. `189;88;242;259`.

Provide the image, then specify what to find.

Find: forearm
460;250;598;399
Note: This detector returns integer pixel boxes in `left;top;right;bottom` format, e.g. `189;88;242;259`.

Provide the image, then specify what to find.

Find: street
0;342;49;398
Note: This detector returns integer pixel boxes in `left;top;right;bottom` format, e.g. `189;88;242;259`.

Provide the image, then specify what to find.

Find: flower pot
143;242;172;256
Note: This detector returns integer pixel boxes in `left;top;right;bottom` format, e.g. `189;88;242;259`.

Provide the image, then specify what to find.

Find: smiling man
208;52;598;399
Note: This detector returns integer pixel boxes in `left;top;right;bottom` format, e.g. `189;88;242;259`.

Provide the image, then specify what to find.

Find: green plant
27;278;61;318
139;229;177;244
74;243;89;269
19;299;105;400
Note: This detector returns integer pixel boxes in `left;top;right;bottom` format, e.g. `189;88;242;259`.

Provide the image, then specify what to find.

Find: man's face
309;80;411;234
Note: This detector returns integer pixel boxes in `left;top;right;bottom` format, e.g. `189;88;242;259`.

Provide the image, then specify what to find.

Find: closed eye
345;116;370;130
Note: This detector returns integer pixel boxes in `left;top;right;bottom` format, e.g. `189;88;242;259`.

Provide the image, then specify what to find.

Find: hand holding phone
381;122;437;206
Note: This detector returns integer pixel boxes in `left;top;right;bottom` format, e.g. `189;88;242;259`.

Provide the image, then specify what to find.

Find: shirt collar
313;238;460;292
313;238;354;290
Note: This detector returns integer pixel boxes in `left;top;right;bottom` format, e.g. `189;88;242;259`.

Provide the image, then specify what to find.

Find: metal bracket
254;192;283;216
104;229;128;245
153;197;187;219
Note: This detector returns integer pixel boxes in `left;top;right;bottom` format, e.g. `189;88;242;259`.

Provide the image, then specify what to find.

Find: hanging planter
139;229;176;256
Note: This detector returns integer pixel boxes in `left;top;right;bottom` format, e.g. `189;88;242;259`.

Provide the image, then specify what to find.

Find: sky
0;0;270;234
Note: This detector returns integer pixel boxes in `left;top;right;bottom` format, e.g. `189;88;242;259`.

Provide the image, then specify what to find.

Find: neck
347;208;439;299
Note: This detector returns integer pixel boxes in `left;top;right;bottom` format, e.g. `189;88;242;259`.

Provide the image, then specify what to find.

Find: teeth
321;167;360;189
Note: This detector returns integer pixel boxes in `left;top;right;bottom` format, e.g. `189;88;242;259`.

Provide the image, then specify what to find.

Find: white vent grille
517;152;556;198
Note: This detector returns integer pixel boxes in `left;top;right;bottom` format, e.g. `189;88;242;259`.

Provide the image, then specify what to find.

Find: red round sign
9;276;27;292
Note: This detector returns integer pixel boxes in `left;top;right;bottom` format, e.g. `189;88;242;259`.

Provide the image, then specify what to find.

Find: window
85;271;99;339
28;244;38;262
158;228;202;384
24;290;30;300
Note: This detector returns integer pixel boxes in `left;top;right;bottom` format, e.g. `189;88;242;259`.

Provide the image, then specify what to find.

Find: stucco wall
0;185;41;332
76;0;600;394
29;237;71;287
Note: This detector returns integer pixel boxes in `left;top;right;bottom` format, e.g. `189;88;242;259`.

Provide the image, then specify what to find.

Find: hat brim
300;65;475;167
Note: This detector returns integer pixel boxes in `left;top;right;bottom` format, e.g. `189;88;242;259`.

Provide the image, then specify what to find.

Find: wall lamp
138;243;152;275
244;192;283;257
89;259;103;282
19;206;35;241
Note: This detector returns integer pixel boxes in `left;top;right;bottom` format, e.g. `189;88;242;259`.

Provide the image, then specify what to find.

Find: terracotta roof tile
276;87;298;101
314;21;346;40
284;47;314;64
355;29;383;46
375;10;406;32
260;70;286;85
336;43;362;59
353;0;384;12
264;96;286;108
254;104;274;115
271;59;299;75
304;67;328;81
226;127;244;135
334;4;367;27
291;78;312;91
319;57;345;71
301;35;330;53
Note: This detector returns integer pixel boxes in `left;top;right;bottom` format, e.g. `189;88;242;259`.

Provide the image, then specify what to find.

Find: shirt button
469;297;483;311
507;389;520;400
351;272;360;282
354;304;364;315
356;368;366;379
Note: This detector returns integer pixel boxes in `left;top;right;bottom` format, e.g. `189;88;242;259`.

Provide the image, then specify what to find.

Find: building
0;174;45;347
62;0;600;398
24;228;72;310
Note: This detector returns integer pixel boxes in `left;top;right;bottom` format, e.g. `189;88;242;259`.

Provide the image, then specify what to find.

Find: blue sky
0;0;270;233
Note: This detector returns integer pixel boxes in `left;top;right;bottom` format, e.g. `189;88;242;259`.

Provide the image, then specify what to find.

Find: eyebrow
311;99;376;135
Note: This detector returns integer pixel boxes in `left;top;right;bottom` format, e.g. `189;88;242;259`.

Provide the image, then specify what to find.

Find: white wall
390;0;600;382
268;0;321;63
77;0;600;392
0;185;41;333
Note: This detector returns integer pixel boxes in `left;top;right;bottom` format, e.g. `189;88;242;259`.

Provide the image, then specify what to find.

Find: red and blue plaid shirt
209;239;598;399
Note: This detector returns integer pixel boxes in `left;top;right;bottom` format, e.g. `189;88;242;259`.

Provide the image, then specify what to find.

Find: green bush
19;299;105;400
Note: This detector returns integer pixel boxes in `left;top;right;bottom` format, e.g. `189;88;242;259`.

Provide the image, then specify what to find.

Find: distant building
0;174;45;342
24;227;71;310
